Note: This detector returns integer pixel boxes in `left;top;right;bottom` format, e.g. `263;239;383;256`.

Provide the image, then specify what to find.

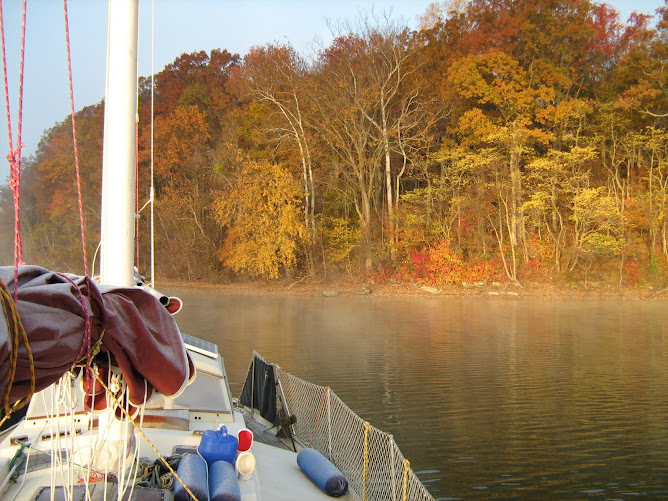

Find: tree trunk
361;188;373;272
383;129;395;262
509;146;523;252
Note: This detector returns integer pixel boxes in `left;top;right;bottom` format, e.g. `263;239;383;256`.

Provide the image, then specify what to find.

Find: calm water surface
164;289;668;500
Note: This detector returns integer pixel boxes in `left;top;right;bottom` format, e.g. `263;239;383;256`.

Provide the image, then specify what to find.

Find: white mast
100;0;139;287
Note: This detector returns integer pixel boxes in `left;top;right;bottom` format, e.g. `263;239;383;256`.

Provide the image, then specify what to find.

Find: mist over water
166;289;668;500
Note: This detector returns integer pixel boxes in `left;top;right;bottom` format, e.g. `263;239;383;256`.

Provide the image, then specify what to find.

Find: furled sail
0;265;193;413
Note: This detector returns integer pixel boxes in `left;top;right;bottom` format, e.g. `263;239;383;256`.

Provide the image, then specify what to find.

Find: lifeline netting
240;351;434;501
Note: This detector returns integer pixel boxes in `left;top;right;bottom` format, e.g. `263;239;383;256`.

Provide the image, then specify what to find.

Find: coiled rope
8;441;29;482
0;278;34;429
137;455;183;490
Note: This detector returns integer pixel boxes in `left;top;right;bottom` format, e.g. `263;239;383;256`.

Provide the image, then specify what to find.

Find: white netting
242;352;434;501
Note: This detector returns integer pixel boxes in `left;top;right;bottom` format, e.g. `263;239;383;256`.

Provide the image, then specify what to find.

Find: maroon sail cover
0;265;193;409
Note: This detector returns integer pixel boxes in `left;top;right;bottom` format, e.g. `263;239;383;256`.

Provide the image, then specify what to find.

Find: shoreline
157;278;667;301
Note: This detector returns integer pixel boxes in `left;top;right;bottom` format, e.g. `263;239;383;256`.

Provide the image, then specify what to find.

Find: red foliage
622;259;642;287
370;267;393;285
520;233;553;281
408;247;432;281
518;258;552;282
425;241;465;285
400;240;502;285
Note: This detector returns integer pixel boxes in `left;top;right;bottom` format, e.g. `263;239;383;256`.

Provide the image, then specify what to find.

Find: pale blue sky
0;0;664;185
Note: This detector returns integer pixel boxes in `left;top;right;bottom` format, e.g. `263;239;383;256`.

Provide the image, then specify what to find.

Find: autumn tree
143;105;215;278
13;104;104;272
342;20;416;261
615;2;668;119
447;50;555;280
137;50;239;279
215;158;308;278
151;49;238;126
234;43;317;250
309;34;383;271
9;1;668;287
640;127;668;261
569;186;624;282
522;145;596;272
356;20;444;262
310;18;443;270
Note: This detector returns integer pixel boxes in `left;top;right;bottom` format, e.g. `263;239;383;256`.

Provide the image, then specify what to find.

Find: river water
165;288;668;500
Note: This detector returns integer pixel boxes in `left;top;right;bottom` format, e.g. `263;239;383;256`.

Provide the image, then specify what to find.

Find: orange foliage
10;5;667;286
151;105;211;179
400;240;503;285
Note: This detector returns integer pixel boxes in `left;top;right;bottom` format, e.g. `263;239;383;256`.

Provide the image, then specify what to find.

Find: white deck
0;346;352;500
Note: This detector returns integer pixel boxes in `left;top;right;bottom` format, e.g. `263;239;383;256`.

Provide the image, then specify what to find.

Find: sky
0;0;665;186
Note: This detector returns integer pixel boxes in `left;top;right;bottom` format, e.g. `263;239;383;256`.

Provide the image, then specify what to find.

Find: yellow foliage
215;159;308;278
449;50;558;150
456;108;495;142
319;216;360;269
571;187;624;255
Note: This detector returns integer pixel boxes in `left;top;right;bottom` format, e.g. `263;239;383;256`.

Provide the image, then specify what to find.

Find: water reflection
165;289;668;499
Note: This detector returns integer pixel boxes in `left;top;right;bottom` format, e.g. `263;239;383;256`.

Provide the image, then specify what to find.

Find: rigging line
0;2;14;159
135;0;141;271
91;241;101;279
137;198;151;214
150;0;155;286
401;459;410;501
0;13;27;432
63;0;89;276
135;111;140;268
91;370;201;501
134;0;156;284
6;420;50;501
0;0;28;299
310;385;330;447
14;0;26;269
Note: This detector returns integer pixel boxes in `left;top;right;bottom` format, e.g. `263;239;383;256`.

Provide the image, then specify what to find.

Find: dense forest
2;0;667;288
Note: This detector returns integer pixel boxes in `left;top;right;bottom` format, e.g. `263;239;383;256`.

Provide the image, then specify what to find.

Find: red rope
63;0;88;276
62;1;95;399
0;0;28;300
58;273;93;388
310;386;330;446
